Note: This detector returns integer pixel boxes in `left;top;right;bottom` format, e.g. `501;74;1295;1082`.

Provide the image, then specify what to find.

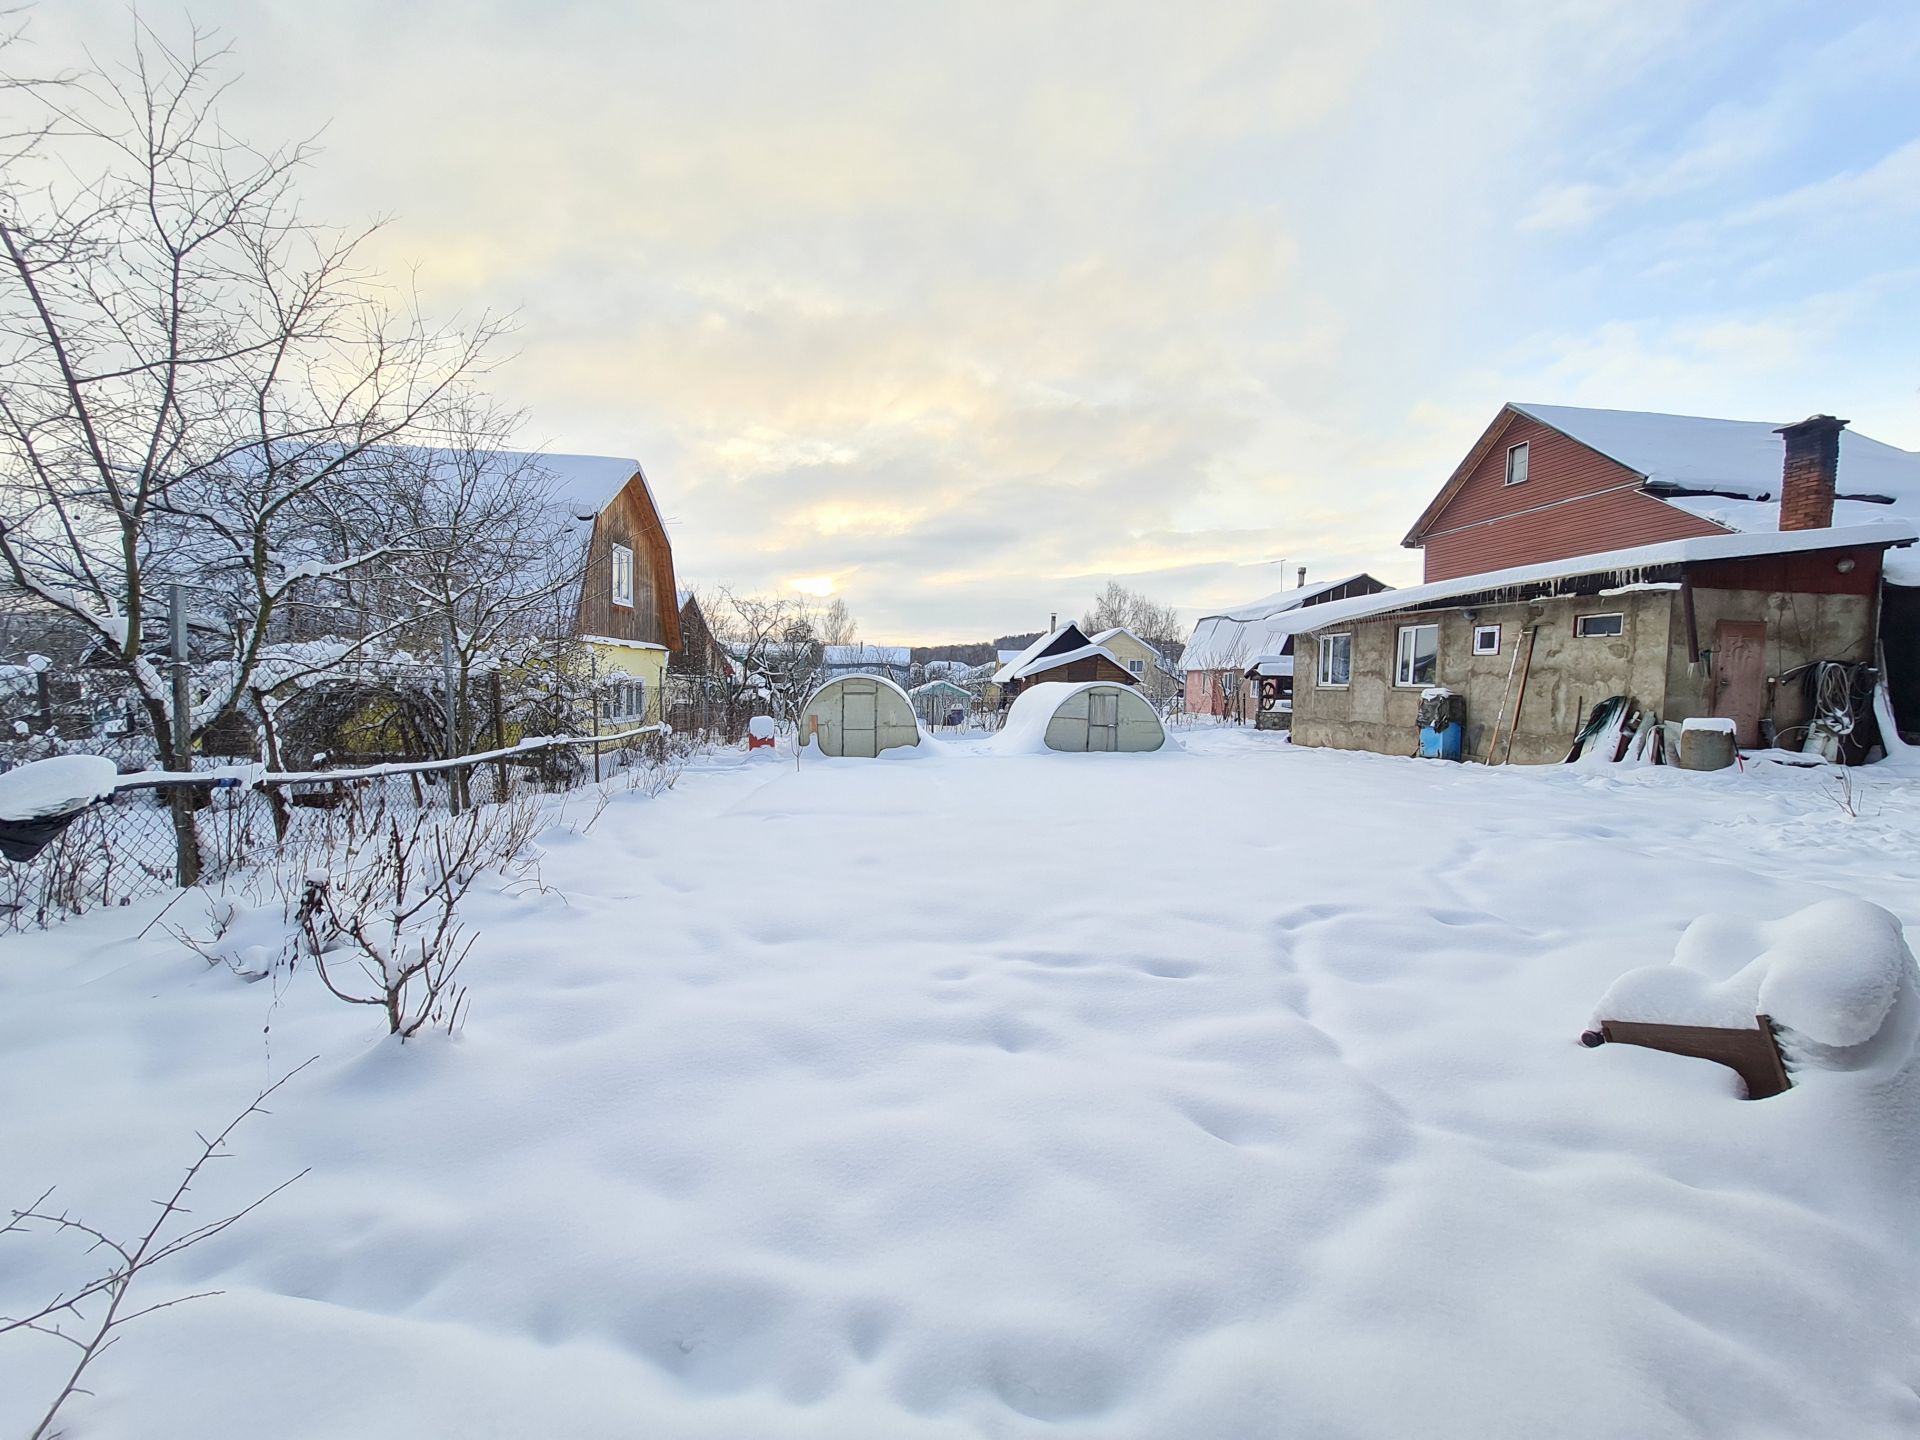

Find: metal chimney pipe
1297;566;1307;588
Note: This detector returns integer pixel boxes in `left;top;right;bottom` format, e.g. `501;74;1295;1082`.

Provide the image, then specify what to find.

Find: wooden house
990;622;1135;703
544;455;683;726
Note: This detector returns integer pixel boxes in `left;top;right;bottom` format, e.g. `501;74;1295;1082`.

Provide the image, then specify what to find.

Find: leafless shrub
1;1062;313;1440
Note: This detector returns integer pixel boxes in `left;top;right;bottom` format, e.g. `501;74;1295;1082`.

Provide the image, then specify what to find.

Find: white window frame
1574;612;1624;638
1394;623;1439;688
1316;633;1352;688
599;677;647;723
1504;441;1529;486
1127;657;1145;675
1473;624;1502;656
610;543;635;608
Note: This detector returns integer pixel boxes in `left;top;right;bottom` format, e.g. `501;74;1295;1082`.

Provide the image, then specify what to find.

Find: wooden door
1087;690;1118;751
1712;621;1768;746
843;683;878;757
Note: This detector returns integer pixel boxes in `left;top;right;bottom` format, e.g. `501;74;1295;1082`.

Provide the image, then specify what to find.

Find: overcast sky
36;1;1920;642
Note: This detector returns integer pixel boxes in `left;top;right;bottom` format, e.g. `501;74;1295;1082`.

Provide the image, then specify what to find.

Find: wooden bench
1580;1015;1790;1100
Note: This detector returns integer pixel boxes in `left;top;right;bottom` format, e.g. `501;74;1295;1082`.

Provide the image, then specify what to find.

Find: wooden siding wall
1417;414;1721;583
575;476;683;651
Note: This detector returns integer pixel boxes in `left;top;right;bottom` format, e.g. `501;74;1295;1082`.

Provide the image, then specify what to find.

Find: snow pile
1594;898;1917;1063
746;716;776;741
0;753;120;822
1681;716;1736;733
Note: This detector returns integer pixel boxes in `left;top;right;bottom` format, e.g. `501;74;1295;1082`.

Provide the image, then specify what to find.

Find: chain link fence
0;727;667;931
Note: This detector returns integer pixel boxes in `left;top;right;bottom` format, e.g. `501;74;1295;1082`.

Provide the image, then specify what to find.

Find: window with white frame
1395;623;1439;686
1473;624;1502;656
1317;633;1352;687
599;678;647;723
1504;441;1529;486
1574;612;1623;638
610;543;635;607
1128;658;1145;675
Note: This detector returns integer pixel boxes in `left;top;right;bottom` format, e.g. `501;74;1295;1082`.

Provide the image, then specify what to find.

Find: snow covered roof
527;453;665;535
1179;575;1382;672
1262;521;1920;641
909;679;971;697
1511;403;1920;505
823;644;912;667
1420;403;1920;585
990;624;1122;684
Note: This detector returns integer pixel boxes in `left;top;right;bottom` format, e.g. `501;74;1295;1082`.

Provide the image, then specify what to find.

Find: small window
1317;633;1352;688
1128;658;1145;675
1395;623;1439;687
1504;441;1529;486
610;544;635;607
600;678;646;722
1575;612;1623;638
1473;624;1501;656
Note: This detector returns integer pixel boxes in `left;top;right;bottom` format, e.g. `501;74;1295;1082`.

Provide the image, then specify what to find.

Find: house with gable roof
1286;404;1920;763
1178;572;1393;722
990;621;1135;704
540;453;683;727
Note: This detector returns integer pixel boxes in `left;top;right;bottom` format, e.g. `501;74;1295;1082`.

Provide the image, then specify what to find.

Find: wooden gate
1712;620;1768;746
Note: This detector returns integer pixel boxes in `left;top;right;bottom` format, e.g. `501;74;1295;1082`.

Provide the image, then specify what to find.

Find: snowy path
4;733;1919;1438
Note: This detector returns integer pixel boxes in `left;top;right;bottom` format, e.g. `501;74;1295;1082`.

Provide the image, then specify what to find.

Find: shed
908;679;972;727
996;681;1166;753
801;675;922;757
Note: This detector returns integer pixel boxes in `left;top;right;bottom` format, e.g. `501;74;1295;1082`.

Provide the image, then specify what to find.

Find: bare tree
2;1062;312;1440
819;595;857;649
0;21;508;876
1083;580;1183;705
711;589;824;731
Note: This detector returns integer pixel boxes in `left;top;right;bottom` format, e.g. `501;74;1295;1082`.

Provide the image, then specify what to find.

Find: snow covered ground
5;730;1920;1438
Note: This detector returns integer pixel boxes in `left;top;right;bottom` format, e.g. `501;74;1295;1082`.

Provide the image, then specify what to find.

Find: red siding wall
1418;414;1722;582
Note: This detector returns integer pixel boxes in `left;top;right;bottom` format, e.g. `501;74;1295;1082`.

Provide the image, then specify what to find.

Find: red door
1713;621;1768;746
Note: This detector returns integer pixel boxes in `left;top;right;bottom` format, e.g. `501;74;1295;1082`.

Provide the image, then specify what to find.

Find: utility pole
169;585;200;886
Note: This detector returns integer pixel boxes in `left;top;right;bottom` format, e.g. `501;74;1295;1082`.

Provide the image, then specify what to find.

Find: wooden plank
1592;1015;1790;1100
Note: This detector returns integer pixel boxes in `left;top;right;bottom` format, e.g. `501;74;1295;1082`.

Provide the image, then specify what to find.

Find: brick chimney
1774;414;1847;531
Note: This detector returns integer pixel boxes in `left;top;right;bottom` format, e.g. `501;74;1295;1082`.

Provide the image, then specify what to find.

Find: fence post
168;585;201;888
490;670;509;801
441;616;463;814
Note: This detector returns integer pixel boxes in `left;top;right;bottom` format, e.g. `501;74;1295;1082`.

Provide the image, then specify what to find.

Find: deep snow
4;731;1920;1438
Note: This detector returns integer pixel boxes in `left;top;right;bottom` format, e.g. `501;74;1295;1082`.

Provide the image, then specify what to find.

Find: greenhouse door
1087;690;1118;751
843;683;879;757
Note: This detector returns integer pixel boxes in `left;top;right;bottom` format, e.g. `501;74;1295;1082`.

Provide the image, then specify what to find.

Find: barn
995;681;1167;753
801;675;922;757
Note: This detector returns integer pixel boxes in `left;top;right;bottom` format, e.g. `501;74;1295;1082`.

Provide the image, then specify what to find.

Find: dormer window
611;543;634;607
1504;441;1529;486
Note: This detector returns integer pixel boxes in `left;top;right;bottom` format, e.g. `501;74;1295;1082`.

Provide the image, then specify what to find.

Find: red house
1283;404;1920;763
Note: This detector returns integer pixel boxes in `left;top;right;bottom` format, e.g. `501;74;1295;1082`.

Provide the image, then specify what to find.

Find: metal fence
0;727;666;931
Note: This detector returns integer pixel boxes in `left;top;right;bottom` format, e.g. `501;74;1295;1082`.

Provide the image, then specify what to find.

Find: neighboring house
1179;573;1393;722
1287;408;1919;763
1090;627;1179;696
669;590;735;682
545;454;683;727
821;643;914;687
990;622;1135;702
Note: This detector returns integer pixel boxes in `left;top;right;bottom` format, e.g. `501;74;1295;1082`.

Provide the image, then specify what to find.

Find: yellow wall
583;640;669;723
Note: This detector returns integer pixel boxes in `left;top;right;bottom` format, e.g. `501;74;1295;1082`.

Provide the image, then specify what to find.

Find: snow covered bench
1580;1016;1789;1100
1583;898;1918;1101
